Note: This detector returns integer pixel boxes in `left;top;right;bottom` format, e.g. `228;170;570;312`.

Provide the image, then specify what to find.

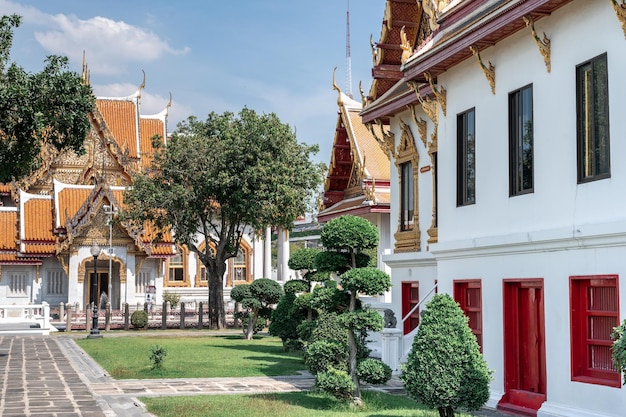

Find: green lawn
141;391;474;417
76;334;306;379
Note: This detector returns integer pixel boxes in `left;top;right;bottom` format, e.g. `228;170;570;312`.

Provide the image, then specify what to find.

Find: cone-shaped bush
401;294;492;417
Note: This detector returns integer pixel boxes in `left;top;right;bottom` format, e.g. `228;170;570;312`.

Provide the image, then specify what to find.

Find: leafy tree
306;215;392;405
122;108;322;329
401;294;492;417
231;278;283;340
0;14;95;182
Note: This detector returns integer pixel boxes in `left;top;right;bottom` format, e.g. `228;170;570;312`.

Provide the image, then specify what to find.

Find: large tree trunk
244;309;258;340
207;262;227;329
348;291;360;400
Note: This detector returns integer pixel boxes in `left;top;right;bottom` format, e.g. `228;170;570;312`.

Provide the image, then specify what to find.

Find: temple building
363;1;626;416
0;74;269;311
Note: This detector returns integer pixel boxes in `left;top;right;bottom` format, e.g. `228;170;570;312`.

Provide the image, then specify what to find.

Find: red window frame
454;279;483;351
402;281;419;335
570;275;620;387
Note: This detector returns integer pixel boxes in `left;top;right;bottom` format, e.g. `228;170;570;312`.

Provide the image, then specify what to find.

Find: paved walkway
0;333;514;417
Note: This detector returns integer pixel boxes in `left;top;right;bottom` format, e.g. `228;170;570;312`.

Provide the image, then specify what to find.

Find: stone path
0;334;516;417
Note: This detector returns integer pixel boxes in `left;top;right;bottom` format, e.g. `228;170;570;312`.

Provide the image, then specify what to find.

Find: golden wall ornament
366;120;396;159
56;254;70;277
393;119;420;253
523;15;551;72
469;45;496;94
424;71;447;116
611;0;626;38
410;104;428;148
407;80;439;125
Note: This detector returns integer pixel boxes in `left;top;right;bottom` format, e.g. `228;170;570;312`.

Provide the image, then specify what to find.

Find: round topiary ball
131;310;148;329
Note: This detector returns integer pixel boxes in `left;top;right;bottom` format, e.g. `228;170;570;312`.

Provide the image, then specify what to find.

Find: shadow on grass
249;391;423;414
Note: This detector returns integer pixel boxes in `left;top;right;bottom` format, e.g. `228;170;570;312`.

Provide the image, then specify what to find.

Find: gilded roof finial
137;69;146;100
359;81;367;108
400;26;413;64
332;67;343;107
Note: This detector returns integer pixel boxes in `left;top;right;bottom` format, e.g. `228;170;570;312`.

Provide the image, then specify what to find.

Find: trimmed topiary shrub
357;358;392;385
305;340;349;375
269;291;306;349
232;278;283;340
315;368;355;402
401;293;492;417
131;310;148;329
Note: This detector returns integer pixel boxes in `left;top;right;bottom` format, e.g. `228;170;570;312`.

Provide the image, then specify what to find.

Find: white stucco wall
382;1;626;416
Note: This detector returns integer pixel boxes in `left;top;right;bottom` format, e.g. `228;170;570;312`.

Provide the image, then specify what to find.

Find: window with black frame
509;84;534;196
400;161;415;231
576;53;610;183
457;108;476;206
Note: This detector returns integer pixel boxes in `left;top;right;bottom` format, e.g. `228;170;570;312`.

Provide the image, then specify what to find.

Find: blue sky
0;0;385;164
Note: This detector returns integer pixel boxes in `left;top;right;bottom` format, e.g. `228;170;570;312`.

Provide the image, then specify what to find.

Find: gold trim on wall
611;0;626;38
394;119;420;253
469;45;496;95
424;72;447;116
523;15;551;72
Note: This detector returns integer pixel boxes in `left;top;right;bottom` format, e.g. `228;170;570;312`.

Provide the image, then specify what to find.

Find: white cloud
24;11;189;75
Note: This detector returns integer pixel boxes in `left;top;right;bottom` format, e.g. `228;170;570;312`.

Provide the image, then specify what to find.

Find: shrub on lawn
150;345;167;370
401;294;492;417
305;340;349;375
357;358;392;385
315;368;355;402
131;310;148;329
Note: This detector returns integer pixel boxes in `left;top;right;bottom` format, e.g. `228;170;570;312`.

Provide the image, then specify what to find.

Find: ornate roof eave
363;0;572;123
57;182;152;255
368;0;424;104
88;105;138;180
317;194;391;224
402;0;572;82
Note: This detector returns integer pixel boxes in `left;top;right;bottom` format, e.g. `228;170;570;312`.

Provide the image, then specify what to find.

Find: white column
277;228;290;281
264;227;272;278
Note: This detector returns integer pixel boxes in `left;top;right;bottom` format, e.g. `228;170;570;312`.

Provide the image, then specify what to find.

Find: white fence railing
0;303;54;335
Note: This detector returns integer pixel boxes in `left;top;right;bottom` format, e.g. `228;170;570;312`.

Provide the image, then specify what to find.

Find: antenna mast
346;0;353;98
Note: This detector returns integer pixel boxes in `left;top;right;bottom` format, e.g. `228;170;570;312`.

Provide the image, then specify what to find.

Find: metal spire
346;0;353;99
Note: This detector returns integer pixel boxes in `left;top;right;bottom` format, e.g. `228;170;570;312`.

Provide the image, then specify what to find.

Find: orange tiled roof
347;109;390;181
56;187;91;228
140;118;165;168
150;243;175;256
21;196;55;255
0;183;10;194
23;197;54;241
0;209;17;250
97;99;139;158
